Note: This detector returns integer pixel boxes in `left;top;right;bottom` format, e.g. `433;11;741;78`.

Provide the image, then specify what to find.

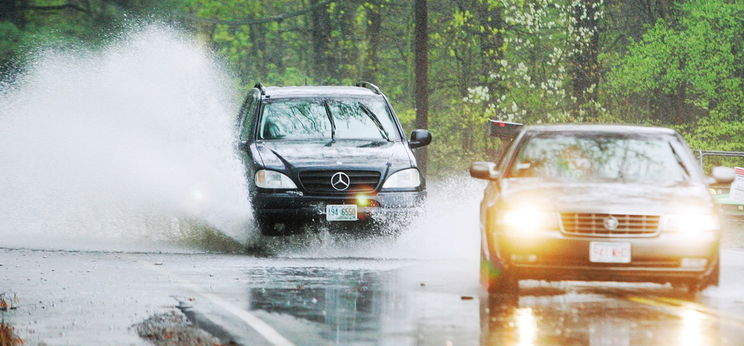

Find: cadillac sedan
471;123;721;294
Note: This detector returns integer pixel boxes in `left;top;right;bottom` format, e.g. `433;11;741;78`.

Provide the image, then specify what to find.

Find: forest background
1;0;742;175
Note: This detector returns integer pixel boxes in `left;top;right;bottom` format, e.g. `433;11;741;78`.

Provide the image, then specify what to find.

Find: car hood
256;140;412;169
500;178;716;215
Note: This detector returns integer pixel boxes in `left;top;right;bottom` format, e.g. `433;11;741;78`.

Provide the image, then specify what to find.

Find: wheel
256;218;297;236
687;281;700;295
706;257;720;287
481;252;519;294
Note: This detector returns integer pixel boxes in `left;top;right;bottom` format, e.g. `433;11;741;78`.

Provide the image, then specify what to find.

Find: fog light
681;258;707;268
356;195;369;207
511;254;538;263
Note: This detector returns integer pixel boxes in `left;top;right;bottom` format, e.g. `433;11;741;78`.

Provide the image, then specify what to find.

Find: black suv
236;83;431;236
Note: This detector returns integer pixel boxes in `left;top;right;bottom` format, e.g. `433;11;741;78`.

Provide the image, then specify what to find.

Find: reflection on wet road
230;252;744;345
2;249;744;345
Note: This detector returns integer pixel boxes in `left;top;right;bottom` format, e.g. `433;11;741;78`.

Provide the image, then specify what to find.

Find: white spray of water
264;176;485;261
0;26;252;250
0;25;483;259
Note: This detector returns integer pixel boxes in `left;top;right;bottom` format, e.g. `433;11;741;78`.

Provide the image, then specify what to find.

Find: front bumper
719;204;744;220
490;229;719;284
251;190;425;222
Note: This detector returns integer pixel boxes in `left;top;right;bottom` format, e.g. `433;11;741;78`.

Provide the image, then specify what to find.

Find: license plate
590;242;631;263
326;204;358;221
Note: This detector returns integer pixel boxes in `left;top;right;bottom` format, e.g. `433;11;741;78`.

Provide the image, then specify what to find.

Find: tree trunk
475;0;504;94
570;0;601;118
362;0;382;81
309;0;334;82
249;23;268;79
335;0;359;80
475;0;505;156
0;0;26;27
414;0;429;175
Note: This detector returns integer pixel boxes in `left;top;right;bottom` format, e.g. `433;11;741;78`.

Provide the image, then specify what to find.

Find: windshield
507;133;689;184
258;97;400;141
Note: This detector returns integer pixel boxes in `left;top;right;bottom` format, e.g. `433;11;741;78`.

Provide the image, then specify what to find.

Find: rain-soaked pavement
2;246;744;345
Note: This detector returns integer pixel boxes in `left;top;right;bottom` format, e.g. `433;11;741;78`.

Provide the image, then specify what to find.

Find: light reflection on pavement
1;249;743;345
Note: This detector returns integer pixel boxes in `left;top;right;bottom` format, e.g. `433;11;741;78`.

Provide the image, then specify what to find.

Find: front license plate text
326;205;358;221
589;242;631;263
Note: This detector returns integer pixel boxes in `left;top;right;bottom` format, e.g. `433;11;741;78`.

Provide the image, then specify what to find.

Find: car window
327;100;398;140
507;133;689;184
259;97;400;141
260;100;332;140
239;93;258;141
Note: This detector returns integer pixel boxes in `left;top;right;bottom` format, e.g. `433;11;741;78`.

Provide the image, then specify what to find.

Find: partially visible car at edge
697;150;744;220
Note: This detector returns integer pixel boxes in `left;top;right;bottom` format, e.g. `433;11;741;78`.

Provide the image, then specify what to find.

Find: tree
570;0;602;118
609;0;743;125
414;0;428;175
309;0;335;82
362;0;382;81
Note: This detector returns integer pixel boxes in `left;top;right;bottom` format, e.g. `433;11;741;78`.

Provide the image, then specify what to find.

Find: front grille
299;170;381;194
560;213;660;237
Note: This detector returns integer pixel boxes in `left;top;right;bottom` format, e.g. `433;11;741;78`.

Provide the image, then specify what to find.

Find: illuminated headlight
382;168;421;189
663;214;719;233
498;208;558;233
255;170;297;189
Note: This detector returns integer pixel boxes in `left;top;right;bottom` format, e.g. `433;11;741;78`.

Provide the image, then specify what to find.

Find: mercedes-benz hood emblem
331;172;351;191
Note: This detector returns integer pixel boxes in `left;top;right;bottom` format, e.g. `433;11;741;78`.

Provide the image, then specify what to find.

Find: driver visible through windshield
259;97;400;141
508;133;690;185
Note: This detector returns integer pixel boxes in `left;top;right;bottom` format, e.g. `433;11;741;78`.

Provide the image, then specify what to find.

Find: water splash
0;25;252;251
255;176;485;261
0;24;483;260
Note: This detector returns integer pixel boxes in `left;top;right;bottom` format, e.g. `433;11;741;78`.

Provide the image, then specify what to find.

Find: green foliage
2;0;743;175
608;0;744;151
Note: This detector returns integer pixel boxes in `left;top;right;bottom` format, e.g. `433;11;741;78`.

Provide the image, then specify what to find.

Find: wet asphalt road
2;247;744;345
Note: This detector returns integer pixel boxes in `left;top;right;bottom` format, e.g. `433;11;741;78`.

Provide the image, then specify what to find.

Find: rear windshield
507;133;690;185
258;97;400;141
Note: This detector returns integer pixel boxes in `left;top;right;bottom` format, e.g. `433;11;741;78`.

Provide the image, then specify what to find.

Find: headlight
497;207;558;233
663;214;719;233
255;170;297;189
382;168;421;189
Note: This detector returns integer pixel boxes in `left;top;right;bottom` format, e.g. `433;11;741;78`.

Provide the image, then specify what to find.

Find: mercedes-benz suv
471;122;720;294
236;82;431;236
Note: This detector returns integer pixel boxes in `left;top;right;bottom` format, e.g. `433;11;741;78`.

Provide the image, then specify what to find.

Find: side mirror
409;129;432;148
238;140;250;152
711;166;735;184
470;161;499;180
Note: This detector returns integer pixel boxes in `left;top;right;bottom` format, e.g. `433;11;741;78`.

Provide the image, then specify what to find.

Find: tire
257;218;292;236
481;252;519;294
703;257;720;289
687;281;700;295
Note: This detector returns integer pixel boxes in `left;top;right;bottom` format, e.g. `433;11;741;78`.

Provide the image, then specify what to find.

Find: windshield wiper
358;103;391;141
323;101;336;141
669;142;691;179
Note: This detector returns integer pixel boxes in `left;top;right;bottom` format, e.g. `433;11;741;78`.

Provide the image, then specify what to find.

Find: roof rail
254;82;266;95
355;81;381;95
